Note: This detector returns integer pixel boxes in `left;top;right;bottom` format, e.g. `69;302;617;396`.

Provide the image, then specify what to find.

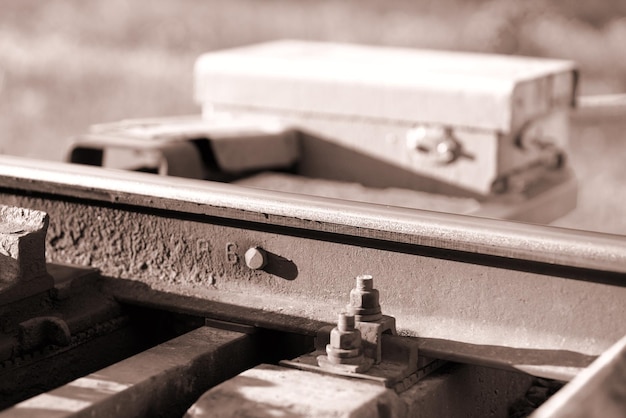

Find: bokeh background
0;0;624;234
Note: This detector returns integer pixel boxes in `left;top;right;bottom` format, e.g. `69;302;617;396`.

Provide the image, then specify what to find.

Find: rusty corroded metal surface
0;205;52;302
0;156;624;367
0;156;621;275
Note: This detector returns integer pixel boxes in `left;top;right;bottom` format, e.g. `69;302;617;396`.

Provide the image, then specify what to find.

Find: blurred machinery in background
69;40;579;224
1;41;624;418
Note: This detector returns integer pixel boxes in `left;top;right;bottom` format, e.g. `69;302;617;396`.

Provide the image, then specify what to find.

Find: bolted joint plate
0;205;53;303
283;315;430;393
282;332;422;392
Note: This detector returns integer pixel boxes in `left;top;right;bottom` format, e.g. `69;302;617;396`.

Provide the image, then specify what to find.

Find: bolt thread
337;313;355;332
356;275;374;291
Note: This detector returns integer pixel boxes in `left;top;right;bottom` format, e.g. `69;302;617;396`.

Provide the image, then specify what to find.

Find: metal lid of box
194;40;577;134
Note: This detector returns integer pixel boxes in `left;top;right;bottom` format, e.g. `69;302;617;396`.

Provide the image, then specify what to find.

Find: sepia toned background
0;0;624;234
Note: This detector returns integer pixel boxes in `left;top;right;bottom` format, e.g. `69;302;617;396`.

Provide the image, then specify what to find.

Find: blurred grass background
0;0;624;234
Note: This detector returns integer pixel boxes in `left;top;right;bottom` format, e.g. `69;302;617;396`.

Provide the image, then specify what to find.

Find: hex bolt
325;313;364;365
244;247;267;270
346;275;383;322
356;275;374;291
337;311;355;332
405;126;461;165
434;136;461;164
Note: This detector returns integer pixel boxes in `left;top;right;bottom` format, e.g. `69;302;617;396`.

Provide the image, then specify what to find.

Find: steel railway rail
0;155;624;362
0;157;624;416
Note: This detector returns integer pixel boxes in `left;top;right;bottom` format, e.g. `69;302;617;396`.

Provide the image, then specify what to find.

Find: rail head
0;155;624;277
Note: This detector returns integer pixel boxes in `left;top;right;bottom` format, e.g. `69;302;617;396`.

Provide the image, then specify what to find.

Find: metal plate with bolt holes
0;156;624;380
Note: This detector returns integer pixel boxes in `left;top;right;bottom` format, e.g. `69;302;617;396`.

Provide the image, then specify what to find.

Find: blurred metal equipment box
194;40;577;203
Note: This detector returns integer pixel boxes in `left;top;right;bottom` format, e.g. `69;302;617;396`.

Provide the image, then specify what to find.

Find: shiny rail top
0;155;624;277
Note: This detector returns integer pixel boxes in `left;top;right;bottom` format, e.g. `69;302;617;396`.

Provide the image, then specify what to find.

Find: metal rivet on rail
244;247;267;270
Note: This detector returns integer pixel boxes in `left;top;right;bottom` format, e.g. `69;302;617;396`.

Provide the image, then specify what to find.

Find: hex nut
330;328;362;351
346;275;382;321
349;288;380;311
